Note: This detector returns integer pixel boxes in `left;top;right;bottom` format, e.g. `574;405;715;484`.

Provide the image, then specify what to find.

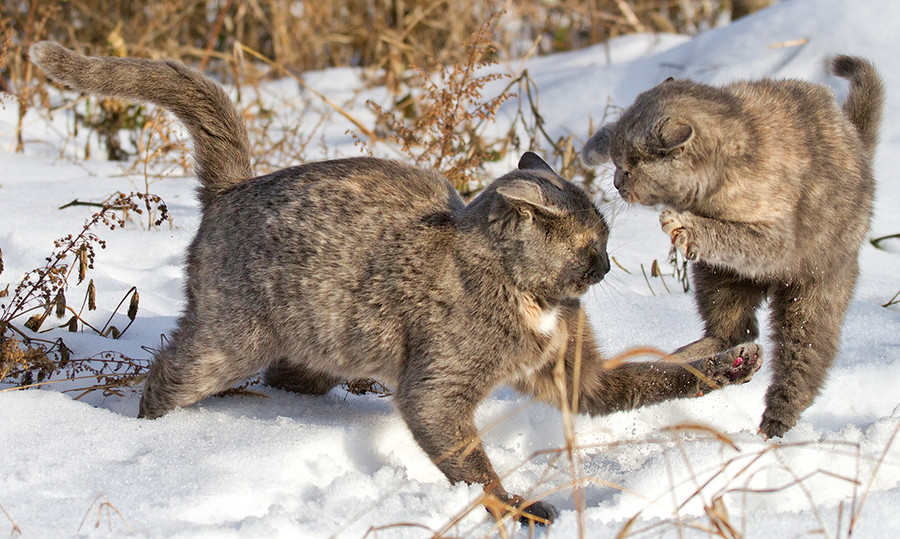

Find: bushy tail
29;41;252;205
831;55;884;157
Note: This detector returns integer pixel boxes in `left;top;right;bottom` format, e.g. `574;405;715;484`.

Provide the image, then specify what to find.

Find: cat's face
608;128;700;209
583;81;733;212
478;154;610;301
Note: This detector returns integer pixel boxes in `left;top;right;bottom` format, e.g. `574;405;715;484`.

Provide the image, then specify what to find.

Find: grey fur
583;56;884;438
31;41;763;522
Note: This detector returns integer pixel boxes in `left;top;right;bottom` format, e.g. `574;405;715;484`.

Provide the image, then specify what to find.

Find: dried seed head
77;245;88;284
57;340;71;366
0;246;4;275
127;291;139;321
54;289;67;318
64;315;78;333
651;259;660;278
25;313;46;332
87;280;97;311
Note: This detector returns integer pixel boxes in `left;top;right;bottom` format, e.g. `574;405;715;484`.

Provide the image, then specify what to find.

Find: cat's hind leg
138;324;263;419
263;360;341;395
761;267;856;438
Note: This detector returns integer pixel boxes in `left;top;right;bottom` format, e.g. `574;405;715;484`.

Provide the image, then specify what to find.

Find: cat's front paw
697;343;762;393
660;210;698;260
488;494;557;526
517;500;558;526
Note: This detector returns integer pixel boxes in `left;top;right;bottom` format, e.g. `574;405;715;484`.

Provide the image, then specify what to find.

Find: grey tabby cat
582;56;883;438
31;41;762;523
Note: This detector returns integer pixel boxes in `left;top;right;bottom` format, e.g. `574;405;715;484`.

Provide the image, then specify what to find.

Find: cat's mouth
617;187;642;205
573;258;610;296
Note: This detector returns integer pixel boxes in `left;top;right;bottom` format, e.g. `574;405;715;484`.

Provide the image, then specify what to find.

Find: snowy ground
2;0;899;537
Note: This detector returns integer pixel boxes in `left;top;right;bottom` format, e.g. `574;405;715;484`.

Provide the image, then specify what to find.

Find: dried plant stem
77;495;134;534
0;503;20;536
850;418;900;533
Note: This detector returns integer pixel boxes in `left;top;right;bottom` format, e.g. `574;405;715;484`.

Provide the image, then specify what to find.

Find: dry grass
346;331;898;537
365;13;513;194
2;1;743;80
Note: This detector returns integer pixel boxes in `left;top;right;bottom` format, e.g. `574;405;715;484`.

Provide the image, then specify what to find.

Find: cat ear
518;152;567;190
582;123;615;166
518;151;556;174
495;180;559;219
655;119;694;153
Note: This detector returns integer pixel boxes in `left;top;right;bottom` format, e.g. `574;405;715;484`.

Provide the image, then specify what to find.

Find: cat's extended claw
660;210;696;260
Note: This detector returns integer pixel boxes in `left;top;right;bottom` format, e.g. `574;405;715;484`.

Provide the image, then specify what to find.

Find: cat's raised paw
698;343;762;391
659;210;697;260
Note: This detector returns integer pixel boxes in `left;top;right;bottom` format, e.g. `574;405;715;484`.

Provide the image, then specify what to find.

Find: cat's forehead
562;199;609;242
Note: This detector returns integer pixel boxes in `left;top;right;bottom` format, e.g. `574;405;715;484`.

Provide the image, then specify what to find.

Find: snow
2;0;899;536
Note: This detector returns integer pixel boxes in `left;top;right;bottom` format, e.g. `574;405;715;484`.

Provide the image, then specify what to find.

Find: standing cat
31;41;761;523
582;56;883;438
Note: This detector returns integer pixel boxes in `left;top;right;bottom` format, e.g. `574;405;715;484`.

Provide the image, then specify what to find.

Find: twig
77;495;134;534
611;256;632;274
0;503;21;536
58;199;117;210
640;263;656;296
197;0;233;72
850;418;900;533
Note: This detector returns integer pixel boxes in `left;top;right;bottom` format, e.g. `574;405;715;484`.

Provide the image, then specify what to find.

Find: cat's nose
613;169;626;190
589;251;610;283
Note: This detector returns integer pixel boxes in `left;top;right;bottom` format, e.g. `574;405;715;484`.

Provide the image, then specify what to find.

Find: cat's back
199;157;461;249
235;157;460;220
725;78;847;131
722;77;874;266
191;155;464;302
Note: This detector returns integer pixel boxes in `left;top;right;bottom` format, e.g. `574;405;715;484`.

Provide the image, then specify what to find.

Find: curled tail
831;55;884;157
29;41;252;205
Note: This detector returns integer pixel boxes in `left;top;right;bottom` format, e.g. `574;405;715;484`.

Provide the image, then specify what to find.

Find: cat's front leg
659;210;793;277
395;366;557;525
660;209;698;260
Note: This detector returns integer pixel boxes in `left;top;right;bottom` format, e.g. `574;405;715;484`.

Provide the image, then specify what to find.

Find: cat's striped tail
30;41;252;205
832;54;884;157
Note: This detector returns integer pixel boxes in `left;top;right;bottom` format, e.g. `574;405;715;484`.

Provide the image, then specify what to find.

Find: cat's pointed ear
518;151;556;174
519;152;567;190
582;123;615;166
495;180;558;220
655;119;694;153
